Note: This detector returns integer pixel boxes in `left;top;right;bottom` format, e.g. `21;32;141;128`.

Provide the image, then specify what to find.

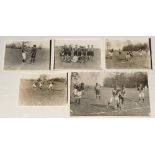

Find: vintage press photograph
105;38;152;69
70;71;150;116
54;39;101;70
4;40;51;70
19;73;68;106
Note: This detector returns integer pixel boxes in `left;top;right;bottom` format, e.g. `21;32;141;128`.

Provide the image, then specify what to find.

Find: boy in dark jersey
90;45;94;61
64;45;68;62
60;45;66;62
137;84;145;103
66;44;72;63
77;46;82;63
74;45;78;56
80;47;86;63
30;45;37;64
68;44;72;57
87;45;91;60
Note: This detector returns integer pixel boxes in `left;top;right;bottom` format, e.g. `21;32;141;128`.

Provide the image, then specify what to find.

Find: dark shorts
68;52;71;56
83;52;86;56
64;51;68;56
74;51;78;56
31;53;36;58
96;90;100;95
78;52;81;56
87;51;91;56
90;52;94;56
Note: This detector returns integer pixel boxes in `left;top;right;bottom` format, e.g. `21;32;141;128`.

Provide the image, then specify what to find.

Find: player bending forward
32;81;38;89
48;81;54;91
137;84;145;103
107;86;120;109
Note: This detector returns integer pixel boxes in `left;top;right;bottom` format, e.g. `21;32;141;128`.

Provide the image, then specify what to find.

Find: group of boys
108;84;145;110
73;82;145;111
94;83;127;110
32;78;54;91
72;83;85;104
60;44;95;63
107;85;127;110
22;44;38;64
108;49;144;61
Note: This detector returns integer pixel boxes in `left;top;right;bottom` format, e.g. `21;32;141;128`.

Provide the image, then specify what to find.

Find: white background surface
0;0;155;155
0;36;154;117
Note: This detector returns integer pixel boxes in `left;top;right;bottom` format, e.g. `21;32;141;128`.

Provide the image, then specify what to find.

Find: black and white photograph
4;40;51;70
19;73;68;106
54;39;101;70
70;71;150;116
105;38;152;69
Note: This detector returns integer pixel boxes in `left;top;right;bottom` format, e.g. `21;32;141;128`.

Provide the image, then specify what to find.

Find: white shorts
139;92;144;98
49;84;53;89
110;96;119;103
109;52;113;57
33;84;37;88
73;89;78;96
39;84;43;88
22;53;26;60
126;55;130;59
77;91;82;98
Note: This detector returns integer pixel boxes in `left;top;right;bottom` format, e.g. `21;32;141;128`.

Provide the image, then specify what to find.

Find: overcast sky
21;73;67;80
76;72;135;86
6;40;50;48
77;72;105;86
106;39;149;50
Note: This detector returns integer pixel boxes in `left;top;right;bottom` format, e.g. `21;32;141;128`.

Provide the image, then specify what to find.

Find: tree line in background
28;74;66;83
122;43;149;51
6;41;43;49
71;72;148;88
104;72;148;88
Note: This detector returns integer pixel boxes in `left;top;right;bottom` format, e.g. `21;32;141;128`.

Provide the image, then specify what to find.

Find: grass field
54;47;101;69
106;51;151;69
4;48;50;70
19;80;67;106
70;86;150;116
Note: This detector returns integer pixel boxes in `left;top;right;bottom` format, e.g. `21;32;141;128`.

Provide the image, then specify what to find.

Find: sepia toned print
54;39;101;70
70;72;150;116
4;40;51;70
105;38;152;69
19;73;68;106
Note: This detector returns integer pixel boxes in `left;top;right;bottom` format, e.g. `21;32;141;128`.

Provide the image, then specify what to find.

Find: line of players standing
60;45;95;63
